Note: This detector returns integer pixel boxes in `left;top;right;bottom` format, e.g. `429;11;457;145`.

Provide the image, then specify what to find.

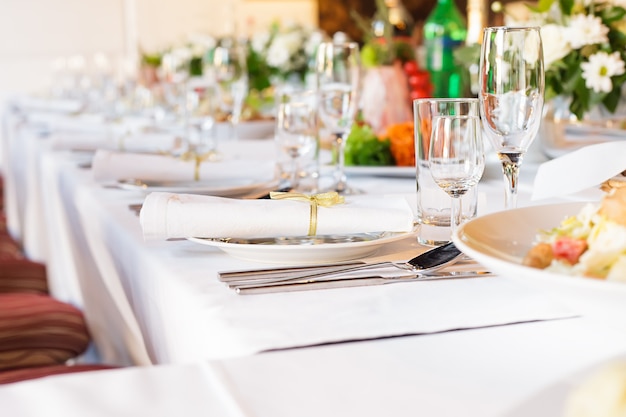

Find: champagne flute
315;41;361;194
209;40;248;140
275;91;318;191
479;26;545;209
429;115;485;234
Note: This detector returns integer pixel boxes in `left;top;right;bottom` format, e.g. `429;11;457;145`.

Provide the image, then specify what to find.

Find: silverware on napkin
232;270;494;295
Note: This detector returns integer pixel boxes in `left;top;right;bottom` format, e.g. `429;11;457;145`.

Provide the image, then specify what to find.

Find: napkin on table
13;96;83;113
140;192;415;240
92;150;275;183
50;131;179;153
532;141;626;200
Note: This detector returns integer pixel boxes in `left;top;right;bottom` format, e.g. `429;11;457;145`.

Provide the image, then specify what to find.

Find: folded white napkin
92;150;275;183
532;141;626;200
140;192;415;240
13;96;83;113
50;131;179;153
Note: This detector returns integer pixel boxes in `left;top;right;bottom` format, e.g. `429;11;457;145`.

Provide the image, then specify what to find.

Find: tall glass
275;90;319;192
209;40;248;140
315;41;361;194
414;98;479;246
429;114;485;234
479;26;545;209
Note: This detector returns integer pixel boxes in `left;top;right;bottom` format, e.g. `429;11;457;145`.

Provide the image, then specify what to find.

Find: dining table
2;95;626;416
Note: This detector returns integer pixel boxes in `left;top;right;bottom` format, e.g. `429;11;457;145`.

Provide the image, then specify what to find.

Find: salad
344;121;415;167
523;186;626;280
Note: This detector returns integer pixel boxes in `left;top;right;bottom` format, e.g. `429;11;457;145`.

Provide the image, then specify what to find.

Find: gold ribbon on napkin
270;192;345;236
179;150;216;181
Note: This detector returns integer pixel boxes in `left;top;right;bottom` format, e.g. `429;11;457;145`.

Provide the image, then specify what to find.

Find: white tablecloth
2;102;624;417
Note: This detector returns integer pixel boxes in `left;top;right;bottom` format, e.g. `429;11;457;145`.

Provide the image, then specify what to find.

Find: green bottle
423;0;468;98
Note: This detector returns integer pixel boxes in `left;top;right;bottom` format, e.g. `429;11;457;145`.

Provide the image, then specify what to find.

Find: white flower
566;14;609;48
266;30;305;70
187;33;216;56
581;51;625;93
251;31;271;54
305;30;325;56
540;24;572;67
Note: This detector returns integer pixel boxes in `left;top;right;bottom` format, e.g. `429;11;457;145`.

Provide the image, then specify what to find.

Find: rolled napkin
140;192;415;240
532;141;626;200
50;131;180;153
92;150;275;183
12;95;83;113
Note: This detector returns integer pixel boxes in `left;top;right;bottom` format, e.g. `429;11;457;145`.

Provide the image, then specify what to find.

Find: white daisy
540;24;572;68
566;14;609;48
581;51;626;93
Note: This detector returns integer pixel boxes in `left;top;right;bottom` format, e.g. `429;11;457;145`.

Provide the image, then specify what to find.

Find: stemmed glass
479;26;545;209
208;40;248;140
275;91;318;191
315;41;361;194
429;115;485;234
184;82;219;162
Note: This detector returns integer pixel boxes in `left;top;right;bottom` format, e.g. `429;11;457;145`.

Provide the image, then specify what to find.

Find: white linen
532;141;626;200
0;363;241;417
4;319;626;417
91;150;275;183
139;192;415;240
12;95;83;113
50;131;179;153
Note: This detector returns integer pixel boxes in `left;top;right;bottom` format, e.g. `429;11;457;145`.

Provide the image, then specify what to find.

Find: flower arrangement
517;0;626;120
247;21;326;91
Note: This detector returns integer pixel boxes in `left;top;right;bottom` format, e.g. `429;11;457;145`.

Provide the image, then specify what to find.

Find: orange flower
384;121;415;167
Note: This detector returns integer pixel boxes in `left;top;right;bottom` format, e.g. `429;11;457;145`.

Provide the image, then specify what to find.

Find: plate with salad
452;187;626;315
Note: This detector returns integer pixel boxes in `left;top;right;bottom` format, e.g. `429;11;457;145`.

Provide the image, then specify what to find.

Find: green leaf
559;0;574;15
529;0;556;13
345;124;394;166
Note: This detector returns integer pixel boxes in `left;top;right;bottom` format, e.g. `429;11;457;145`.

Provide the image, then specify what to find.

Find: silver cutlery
219;241;464;287
233;270;494;295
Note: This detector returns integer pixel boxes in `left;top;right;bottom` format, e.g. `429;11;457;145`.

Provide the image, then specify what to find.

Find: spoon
222;242;464;287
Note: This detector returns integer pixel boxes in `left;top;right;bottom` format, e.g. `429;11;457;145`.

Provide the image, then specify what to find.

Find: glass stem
501;160;520;209
334;132;347;193
289;157;299;190
450;196;463;235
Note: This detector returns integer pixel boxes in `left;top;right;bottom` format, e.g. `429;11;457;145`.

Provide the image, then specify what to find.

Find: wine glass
479;26;545;209
184;80;219;161
208;40;248;140
315;41;361;194
275;91;318;191
428;115;485;234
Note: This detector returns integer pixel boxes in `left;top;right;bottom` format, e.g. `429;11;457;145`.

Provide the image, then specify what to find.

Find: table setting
4;18;626;417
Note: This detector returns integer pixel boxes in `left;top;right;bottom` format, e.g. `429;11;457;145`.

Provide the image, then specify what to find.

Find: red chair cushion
0;234;24;261
0;364;116;384
0;259;48;294
0;293;90;371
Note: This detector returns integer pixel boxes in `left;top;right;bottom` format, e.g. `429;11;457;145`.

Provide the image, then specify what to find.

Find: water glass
428;114;485;234
413;98;480;246
275;90;319;192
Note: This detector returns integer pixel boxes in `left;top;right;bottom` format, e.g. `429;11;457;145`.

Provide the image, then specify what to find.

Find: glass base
417;223;451;247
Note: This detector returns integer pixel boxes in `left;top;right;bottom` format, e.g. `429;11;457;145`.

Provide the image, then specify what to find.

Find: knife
233;270;494;295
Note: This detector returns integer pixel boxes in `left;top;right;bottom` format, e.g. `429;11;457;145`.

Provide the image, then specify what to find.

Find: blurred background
0;0;521;105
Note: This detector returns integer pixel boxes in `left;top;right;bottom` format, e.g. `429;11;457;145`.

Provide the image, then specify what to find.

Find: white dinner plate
116;178;279;198
452;202;626;317
344;166;415;178
187;230;416;264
